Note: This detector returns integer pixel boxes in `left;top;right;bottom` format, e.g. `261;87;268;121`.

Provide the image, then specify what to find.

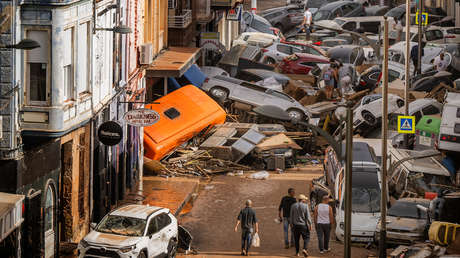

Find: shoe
241;250;245;256
325;248;331;252
295;253;300;257
285;244;290;249
302;249;308;257
320;251;324;254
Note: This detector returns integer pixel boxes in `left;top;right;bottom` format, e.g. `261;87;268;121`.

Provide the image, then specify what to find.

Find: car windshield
314;10;330;21
96;215;146;237
388;201;428;219
409;172;453;194
342;172;381;213
334;19;346;25
385;7;405;18
306;0;327;8
329;50;350;64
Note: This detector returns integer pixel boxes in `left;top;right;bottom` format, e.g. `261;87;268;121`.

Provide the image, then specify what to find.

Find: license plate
351;236;373;242
419;135;432;146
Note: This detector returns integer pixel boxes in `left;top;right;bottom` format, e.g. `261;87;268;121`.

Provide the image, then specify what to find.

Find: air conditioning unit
139;43;153;65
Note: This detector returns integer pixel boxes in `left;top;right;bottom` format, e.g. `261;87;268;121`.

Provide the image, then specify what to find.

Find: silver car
201;75;311;121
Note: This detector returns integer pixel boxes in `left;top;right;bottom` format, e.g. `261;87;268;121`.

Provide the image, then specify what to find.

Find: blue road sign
397;116;416;134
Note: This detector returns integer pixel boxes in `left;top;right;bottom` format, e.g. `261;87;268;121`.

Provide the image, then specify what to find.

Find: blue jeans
283;217;294;245
242;229;252;253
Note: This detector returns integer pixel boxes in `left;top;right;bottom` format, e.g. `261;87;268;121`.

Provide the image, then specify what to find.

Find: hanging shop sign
123;108;160;127
98;121;123;146
200;32;220;50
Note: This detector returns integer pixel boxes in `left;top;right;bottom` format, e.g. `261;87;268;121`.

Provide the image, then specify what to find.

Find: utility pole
251;0;257;14
417;0;423;75
404;0;411;148
379;17;389;258
344;101;353;258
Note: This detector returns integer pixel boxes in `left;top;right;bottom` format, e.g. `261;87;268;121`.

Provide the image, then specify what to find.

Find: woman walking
314;195;334;254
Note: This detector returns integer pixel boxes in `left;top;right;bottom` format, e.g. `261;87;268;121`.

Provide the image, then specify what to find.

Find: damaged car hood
387;217;426;233
84;231;141;247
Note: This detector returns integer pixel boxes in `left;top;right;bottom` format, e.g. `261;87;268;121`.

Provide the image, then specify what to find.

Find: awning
0;192;24;242
145;47;201;78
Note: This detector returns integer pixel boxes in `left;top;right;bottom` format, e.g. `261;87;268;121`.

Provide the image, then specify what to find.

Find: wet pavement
142;176;200;215
178;166;376;258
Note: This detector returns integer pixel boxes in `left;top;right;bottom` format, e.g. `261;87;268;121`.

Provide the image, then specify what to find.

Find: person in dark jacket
278;188;297;248
235;199;259;256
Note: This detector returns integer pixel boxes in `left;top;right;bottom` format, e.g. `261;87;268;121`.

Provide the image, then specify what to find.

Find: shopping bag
251;232;260;247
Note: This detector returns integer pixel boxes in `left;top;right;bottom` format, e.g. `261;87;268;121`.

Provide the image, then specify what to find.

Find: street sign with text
123;108;160;127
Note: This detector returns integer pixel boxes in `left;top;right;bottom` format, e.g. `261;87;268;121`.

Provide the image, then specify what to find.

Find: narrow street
178;167;375;258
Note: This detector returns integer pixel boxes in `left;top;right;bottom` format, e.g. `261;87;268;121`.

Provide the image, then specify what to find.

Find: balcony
168;10;192;29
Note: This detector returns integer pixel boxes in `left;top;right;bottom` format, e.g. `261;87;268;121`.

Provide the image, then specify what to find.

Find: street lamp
94;25;132;34
0;38;40;50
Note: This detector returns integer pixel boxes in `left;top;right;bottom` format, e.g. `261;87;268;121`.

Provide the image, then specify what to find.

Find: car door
146;215;163;257
157;213;175;253
263;88;294;111
233;82;269;106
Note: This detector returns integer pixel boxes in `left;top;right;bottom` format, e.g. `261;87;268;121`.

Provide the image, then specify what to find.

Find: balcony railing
168;10;192;29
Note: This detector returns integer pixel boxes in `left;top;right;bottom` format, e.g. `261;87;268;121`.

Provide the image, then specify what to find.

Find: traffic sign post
415;11;428;26
397;116;416;134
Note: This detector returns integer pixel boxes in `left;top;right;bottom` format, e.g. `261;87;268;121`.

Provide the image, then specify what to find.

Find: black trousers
316;223;331;251
293;224;310;254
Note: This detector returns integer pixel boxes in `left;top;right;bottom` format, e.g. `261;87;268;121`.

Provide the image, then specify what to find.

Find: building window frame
24;27;51;106
63;26;75;101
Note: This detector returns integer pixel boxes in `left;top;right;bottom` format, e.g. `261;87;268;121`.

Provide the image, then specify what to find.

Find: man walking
278;188;297;249
290;194;312;257
301;7;312;41
235;200;259;256
314;195;334;254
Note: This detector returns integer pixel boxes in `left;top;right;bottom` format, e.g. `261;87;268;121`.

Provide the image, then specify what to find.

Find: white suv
78;205;178;258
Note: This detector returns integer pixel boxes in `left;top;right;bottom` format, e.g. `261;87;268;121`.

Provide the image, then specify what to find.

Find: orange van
144;85;226;160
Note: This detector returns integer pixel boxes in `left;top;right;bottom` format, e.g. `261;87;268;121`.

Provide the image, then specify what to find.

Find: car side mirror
90;223;96;230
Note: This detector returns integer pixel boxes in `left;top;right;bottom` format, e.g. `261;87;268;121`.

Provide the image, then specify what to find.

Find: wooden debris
255;133;302;152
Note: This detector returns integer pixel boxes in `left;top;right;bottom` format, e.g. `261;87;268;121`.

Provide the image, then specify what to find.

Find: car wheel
210;87;228;102
167;239;177;258
287;109;304;121
265;57;277;65
138;251;147;258
362;111;376;125
396;99;404;108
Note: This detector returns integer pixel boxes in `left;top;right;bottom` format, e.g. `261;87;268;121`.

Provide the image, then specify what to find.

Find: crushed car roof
110;205;165;219
391;149;450;176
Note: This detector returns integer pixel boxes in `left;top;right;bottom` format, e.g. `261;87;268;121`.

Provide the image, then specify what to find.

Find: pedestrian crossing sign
397;116;416;134
415;11;428;26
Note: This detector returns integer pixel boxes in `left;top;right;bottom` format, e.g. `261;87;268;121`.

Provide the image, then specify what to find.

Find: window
360;22;380;34
413;111;422;121
341;5;353;16
157;213;172;230
331;9;342;18
78;22;91;94
251;19;272;34
63;27;74;100
342;21;356;31
446;28;460;34
304;47;321;56
277;44;292;55
26;30;50;105
422;105;440;116
44;185;54;232
291;46;303;54
425;30;444;41
147;217;159;235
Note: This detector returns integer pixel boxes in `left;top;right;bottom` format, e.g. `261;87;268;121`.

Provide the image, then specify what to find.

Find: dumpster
414;115;441;150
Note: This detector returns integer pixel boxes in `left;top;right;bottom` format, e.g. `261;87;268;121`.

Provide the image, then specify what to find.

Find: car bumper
375;230;424;244
336;228;375;243
78;245;141;258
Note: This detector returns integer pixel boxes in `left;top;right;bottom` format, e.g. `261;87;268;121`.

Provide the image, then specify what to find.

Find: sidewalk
142;176;200;216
